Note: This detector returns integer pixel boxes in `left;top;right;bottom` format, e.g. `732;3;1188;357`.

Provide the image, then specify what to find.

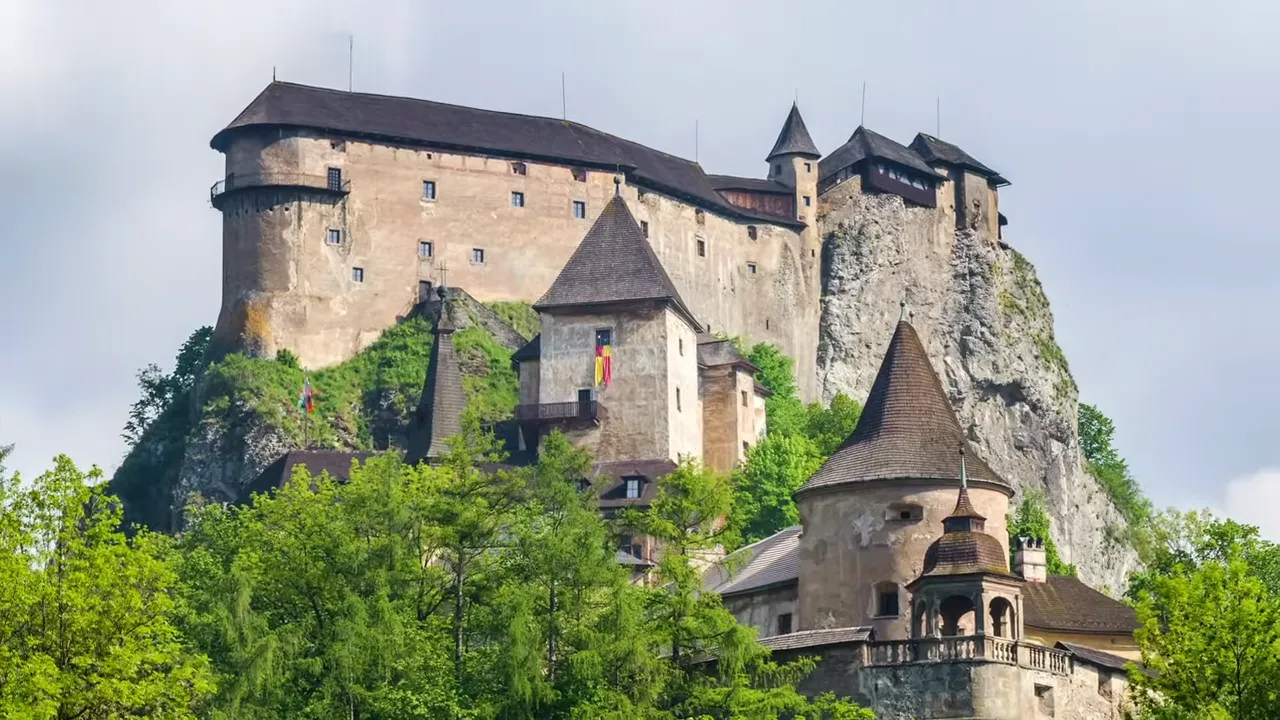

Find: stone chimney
1013;537;1047;583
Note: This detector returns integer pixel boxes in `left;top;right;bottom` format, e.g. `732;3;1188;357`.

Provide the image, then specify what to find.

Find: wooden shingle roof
213;82;801;228
818;126;943;184
534;193;701;330
909;133;1009;186
1024;576;1141;635
766;103;821;160
796;321;1009;496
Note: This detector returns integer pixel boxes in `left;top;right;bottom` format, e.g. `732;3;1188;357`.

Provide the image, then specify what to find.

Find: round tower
792;313;1014;640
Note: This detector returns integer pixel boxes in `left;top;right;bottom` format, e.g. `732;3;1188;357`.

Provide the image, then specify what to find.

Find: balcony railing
865;636;1070;675
210;172;351;208
514;400;598;423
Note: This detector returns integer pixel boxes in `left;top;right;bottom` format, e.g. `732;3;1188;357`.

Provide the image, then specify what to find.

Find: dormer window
624;476;642;499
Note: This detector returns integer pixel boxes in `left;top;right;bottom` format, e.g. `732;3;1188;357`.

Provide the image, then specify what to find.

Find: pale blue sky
1;0;1277;538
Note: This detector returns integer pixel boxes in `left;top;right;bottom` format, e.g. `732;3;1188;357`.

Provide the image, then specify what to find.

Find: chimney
1013;536;1047;583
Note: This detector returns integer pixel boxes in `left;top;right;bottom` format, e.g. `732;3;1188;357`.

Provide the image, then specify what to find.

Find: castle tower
905;453;1024;640
526;181;704;464
404;286;468;465
909;133;1010;237
792;311;1014;640
765;103;822;398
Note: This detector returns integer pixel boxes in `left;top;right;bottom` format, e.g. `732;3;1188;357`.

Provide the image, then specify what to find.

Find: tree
624;459;873;719
731;434;824;546
1007;490;1076;576
1128;509;1280;604
122;326;212;446
0;456;213;718
1128;558;1280;719
1077;403;1151;528
747;343;806;438
803;393;862;457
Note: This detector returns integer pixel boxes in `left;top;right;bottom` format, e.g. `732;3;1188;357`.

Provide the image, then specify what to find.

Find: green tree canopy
1006;489;1076;577
0;456;213;718
1077;403;1151;530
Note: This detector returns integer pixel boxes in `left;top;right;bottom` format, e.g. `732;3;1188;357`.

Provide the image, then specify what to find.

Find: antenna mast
860;82;867;126
561;72;567;120
936;97;941;136
695;118;700;163
348;35;353;92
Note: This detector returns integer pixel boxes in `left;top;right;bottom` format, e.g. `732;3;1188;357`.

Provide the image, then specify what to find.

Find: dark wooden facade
863;163;938;208
717;189;795;219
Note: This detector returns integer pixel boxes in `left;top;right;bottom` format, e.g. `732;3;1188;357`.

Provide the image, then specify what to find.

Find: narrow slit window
352;267;364;283
472;248;485;264
676;387;681;412
695;209;705;226
640;220;649;238
741;390;748;407
573;200;586;219
696;239;706;257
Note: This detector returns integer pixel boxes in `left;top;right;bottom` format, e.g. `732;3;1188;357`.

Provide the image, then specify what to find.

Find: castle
222;83;1140;718
209;81;1005;401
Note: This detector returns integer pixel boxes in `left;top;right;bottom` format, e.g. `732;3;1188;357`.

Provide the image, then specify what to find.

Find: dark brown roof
243;450;376;502
766;103;821;161
594;459;676;509
214;82;801;228
917;531;1015;579
707;175;794;195
948;485;987;522
1055;642;1135;673
696;337;757;372
1023;575;1140;635
909;133;1009;186
704;525;802;597
819;126;943;184
796;321;1009;496
760;627;873;652
512;334;540;363
534;194;701;330
405;293;468;464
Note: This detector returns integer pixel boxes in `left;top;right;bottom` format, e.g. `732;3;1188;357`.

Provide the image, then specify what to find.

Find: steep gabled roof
212;82;801;228
818;126;942;184
766;103;821;161
405;293;468;464
796;320;1008;496
534;193;701;330
909;133;1009;186
703;525;802;597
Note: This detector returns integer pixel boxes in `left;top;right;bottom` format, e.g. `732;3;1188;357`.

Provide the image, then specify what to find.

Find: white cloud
1223;469;1280;542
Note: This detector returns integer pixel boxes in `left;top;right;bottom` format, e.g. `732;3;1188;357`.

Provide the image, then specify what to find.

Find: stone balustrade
864;635;1071;676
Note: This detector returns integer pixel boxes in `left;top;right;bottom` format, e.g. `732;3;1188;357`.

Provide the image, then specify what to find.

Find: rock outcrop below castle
816;183;1139;591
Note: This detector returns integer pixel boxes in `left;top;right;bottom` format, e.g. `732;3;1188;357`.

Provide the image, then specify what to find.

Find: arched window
989;596;1015;639
939;595;976;637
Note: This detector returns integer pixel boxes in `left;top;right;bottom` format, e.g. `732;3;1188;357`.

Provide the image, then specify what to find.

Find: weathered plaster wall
795;482;1011;639
517;359;539;406
722;584;797;639
699;365;762;474
215;130;820;398
815;180;1140;591
665;310;702;460
1024;629;1140;661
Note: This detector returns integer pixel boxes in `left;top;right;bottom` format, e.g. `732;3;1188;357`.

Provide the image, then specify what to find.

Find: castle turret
792;309;1014;640
405;286;467;465
766;103;821;225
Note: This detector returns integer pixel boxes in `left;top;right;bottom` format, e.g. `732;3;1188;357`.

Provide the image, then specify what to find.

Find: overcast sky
2;0;1277;539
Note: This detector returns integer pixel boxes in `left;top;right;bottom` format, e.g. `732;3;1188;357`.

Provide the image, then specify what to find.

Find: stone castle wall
214;128;820;397
795;482;1011;640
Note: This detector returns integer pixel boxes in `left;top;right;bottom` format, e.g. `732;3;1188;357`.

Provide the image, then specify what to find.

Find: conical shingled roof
796;320;1009;496
405;289;467;464
766;103;821;161
534;193;701;330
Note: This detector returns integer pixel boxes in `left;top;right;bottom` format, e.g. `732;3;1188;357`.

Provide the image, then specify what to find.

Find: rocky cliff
816;183;1139;592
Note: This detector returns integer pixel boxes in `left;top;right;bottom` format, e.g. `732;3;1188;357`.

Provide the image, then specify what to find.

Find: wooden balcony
210;172;351;209
514;400;598;424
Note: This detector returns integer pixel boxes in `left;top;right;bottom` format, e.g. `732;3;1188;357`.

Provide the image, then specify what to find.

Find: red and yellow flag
595;333;612;387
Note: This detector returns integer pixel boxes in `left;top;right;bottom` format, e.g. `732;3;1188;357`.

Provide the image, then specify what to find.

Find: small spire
899;300;907;322
614;174;622;196
959;445;968;489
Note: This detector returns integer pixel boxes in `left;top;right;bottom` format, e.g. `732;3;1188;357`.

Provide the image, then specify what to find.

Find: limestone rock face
816;185;1139;592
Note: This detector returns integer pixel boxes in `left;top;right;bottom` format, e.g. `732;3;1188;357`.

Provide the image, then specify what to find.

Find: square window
877;588;899;617
511;191;525;207
747;225;758;240
571;167;587;182
777;613;793;635
352;267;364;283
625;477;641;499
747;262;758;275
596;328;612;347
573;200;586;219
696;239;706;257
326;228;342;245
326;167;343;191
418;240;433;258
511;161;527;175
803;195;812;207
640;220;649;238
472;248;485;264
804;162;812;173
422;180;437;200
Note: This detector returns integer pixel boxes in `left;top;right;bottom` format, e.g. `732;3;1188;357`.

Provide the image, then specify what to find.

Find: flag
594;331;612;387
297;377;315;414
